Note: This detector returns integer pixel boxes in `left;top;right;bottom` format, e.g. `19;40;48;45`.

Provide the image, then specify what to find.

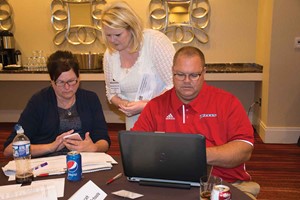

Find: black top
4;86;110;155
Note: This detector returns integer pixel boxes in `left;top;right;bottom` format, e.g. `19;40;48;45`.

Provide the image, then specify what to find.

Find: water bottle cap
14;124;24;134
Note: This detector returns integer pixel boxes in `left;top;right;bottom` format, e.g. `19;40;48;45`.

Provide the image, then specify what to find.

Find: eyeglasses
173;70;204;81
55;79;78;87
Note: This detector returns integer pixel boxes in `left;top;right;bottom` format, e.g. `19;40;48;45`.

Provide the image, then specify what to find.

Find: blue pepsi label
67;151;82;181
13;142;30;158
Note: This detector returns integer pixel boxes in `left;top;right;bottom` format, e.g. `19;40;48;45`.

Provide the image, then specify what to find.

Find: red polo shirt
132;82;254;182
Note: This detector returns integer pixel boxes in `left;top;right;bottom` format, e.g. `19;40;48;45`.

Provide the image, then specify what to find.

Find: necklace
67;108;72;116
66;101;76;116
58;97;76;117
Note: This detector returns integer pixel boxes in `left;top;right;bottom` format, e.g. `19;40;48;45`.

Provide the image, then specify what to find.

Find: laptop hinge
139;180;191;189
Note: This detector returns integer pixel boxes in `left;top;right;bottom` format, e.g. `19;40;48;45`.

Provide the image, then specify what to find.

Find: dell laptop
119;131;207;188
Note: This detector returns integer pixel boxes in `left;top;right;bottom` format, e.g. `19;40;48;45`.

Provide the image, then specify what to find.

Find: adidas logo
166;113;175;120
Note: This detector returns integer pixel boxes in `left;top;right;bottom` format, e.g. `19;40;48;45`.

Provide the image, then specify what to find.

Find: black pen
106;173;123;185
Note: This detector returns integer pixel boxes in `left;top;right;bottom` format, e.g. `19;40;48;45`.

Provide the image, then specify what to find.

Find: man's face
172;55;205;104
51;69;79;101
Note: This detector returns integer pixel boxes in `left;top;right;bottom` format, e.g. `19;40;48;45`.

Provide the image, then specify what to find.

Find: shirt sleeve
131;100;157;131
149;30;175;90
79;90;111;146
3;91;50;148
103;50;116;102
227;96;254;145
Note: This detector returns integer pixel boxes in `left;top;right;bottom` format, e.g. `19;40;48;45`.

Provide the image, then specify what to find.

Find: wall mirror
51;0;106;46
0;0;13;30
149;0;210;44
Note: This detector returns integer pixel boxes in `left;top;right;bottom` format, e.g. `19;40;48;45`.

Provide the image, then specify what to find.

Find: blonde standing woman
101;1;175;130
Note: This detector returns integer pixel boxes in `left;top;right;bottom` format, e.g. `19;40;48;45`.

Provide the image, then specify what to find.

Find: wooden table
0;157;252;200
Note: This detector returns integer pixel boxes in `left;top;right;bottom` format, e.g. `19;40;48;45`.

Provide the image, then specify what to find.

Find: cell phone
63;133;82;141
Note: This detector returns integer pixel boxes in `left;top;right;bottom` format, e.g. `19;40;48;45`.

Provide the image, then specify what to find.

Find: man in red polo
132;46;260;199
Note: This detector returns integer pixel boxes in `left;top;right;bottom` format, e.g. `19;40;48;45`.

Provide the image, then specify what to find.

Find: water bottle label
13;143;30;158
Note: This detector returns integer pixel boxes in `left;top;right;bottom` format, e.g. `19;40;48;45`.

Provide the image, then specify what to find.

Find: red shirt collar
170;82;208;112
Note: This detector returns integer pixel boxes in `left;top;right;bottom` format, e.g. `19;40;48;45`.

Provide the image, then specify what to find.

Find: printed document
0;178;65;200
2;153;117;179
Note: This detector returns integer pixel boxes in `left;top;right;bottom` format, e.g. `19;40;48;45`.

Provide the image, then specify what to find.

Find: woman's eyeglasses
55;79;78;87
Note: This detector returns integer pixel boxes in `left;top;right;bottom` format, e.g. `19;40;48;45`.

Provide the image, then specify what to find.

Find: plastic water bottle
12;124;34;184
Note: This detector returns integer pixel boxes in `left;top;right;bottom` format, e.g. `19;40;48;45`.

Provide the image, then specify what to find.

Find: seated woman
3;50;110;157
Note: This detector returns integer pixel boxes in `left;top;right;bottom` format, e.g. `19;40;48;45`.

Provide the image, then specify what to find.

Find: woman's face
103;25;132;51
51;69;79;101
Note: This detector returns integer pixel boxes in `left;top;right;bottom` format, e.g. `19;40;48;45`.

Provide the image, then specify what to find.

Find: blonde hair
101;1;144;53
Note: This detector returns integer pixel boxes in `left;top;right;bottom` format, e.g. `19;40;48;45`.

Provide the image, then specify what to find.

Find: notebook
119;130;207;188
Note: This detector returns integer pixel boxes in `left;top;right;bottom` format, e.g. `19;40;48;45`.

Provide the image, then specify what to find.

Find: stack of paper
2;152;117;179
0;178;65;200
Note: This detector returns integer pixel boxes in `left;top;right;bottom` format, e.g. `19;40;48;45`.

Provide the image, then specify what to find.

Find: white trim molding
258;121;300;144
0;109;124;124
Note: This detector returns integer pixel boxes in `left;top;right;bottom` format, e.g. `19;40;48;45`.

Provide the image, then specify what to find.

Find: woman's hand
63;132;98;152
118;100;148;116
49;130;74;153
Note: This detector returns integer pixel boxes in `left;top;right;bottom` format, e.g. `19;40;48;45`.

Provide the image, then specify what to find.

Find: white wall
256;0;300;143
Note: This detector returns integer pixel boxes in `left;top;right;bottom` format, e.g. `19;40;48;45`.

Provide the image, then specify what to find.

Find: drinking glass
200;175;222;200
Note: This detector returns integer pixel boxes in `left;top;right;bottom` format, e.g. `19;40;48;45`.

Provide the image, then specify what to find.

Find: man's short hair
173;46;206;67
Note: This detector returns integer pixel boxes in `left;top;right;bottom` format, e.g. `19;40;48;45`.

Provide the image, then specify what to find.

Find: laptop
119;130;207;188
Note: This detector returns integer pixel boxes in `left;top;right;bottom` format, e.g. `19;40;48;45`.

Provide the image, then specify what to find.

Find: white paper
31;178;65;198
112;190;144;199
135;74;155;101
0;184;57;200
134;72;165;102
0;184;21;193
2;153;117;179
68;180;107;200
0;178;65;199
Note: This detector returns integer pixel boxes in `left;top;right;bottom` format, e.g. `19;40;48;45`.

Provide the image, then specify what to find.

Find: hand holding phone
63;133;82;141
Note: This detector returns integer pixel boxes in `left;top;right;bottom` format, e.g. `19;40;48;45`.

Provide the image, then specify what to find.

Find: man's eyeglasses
173;70;204;81
55;79;78;87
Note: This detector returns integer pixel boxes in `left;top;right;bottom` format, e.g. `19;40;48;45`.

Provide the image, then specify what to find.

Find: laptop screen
119;131;207;187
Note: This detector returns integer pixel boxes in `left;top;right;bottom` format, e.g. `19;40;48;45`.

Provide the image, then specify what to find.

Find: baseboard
258;121;300;144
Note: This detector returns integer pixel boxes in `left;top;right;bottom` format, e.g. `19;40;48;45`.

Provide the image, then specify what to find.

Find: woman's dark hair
47;50;79;81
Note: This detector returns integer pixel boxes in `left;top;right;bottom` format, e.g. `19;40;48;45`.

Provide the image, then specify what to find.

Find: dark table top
0;157;252;200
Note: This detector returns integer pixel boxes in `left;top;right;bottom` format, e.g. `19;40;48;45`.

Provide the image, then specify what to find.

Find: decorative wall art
0;0;13;31
149;0;210;44
51;0;106;45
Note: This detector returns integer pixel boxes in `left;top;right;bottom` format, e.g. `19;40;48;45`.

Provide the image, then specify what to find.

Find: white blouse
103;29;175;102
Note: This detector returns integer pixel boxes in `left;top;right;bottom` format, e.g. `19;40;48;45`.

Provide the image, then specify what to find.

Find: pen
32;162;48;171
106;173;123;185
36;170;66;177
